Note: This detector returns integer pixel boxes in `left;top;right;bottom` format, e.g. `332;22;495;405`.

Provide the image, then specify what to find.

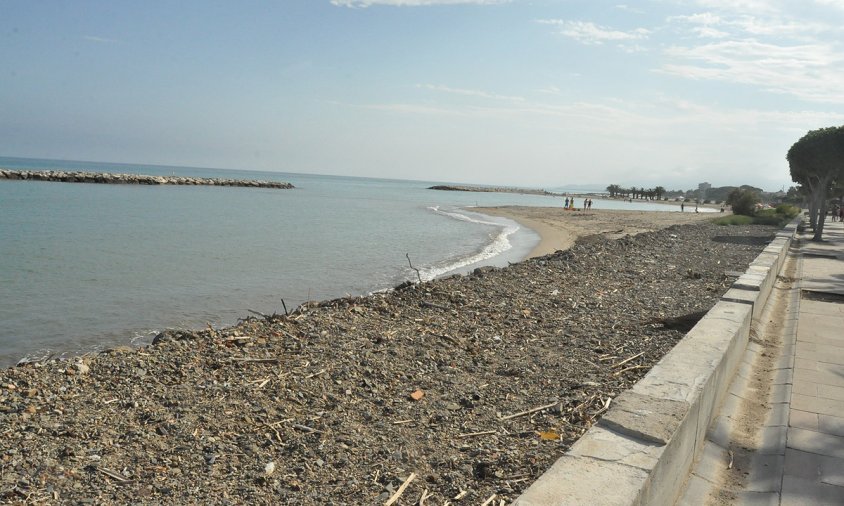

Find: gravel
0;222;777;504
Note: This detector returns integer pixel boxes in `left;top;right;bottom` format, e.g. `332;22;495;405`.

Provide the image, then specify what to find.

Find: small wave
419;208;519;281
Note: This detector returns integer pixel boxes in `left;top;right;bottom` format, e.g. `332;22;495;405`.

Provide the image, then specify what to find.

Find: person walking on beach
587;198;592;210
583;198;588;211
564;197;569;209
680;201;684;212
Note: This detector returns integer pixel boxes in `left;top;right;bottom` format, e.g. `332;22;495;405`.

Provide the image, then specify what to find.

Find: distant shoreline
428;184;564;197
0;169;294;189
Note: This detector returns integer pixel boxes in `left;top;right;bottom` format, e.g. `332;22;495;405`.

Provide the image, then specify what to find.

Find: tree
787;126;844;241
654;186;666;200
727;188;759;216
606;184;621;198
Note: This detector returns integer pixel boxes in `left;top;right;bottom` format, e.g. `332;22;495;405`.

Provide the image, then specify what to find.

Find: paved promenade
679;221;844;505
778;223;844;504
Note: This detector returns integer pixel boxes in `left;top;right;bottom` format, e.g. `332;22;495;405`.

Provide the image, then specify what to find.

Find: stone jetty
429;184;561;196
0;169;294;189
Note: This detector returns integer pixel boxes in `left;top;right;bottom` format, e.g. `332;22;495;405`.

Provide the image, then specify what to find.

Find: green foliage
713;215;753;226
726;188;760;216
714;207;797;227
774;204;801;219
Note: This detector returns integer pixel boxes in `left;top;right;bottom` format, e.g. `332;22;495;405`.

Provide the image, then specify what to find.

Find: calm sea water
0;157;696;367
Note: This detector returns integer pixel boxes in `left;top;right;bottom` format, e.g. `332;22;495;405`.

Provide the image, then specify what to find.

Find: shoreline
478;206;723;258
0;213;777;503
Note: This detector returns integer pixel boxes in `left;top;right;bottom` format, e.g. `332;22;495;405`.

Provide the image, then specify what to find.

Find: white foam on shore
419;206;520;281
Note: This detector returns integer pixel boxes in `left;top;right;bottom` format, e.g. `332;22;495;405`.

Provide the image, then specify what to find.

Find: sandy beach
480;206;723;258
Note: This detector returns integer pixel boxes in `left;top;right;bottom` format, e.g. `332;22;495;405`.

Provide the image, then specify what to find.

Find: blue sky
2;1;843;191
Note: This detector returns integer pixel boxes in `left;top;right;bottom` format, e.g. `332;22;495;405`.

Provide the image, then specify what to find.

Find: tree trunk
811;173;833;242
814;199;828;241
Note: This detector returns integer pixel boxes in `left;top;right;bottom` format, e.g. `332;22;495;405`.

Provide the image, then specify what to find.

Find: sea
0;156;699;367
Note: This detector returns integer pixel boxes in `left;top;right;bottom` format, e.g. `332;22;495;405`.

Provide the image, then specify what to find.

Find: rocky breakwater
429;185;561;196
0;169;294;189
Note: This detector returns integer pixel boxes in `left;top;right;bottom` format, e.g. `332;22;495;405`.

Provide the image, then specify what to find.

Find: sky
2;1;844;191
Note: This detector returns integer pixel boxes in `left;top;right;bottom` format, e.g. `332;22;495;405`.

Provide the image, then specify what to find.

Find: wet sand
479;206;723;258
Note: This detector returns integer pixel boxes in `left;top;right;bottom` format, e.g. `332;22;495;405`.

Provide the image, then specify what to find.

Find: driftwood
384;472;416;506
499;400;559;421
406;253;423;284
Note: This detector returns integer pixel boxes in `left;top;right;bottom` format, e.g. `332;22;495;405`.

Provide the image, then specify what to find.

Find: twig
430;333;460;346
406;253;423;283
230;357;279;364
612;351;645;368
95;467;133;484
247;309;269;319
393;419;414;425
584;359;601;369
305;369;326;379
727;450;734;470
280;298;289;316
385;472;416;506
593;397;613;416
453;490;468;500
613;364;648;376
418;488;432;505
481;494;497;506
499;400;559;421
293;424;323;434
457;430;497;438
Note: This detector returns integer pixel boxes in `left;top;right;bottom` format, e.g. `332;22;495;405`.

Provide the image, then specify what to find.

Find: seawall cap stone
733;273;765;291
598;391;687;445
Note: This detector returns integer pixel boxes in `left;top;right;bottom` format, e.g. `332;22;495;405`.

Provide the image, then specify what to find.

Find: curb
513;217;802;505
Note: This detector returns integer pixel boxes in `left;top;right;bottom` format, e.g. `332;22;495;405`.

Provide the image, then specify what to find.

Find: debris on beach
0;222;777;504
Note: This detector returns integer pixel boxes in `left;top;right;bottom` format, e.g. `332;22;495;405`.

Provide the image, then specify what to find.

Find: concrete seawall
514;218;801;505
0;169;294;189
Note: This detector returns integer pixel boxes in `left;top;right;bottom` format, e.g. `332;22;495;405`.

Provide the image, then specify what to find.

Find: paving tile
818;413;844;438
818;383;844;402
781;473;844;505
793;368;844;388
787;427;844;459
817;361;844;377
736;490;780;506
690;441;728;483
746;453;784;492
757;425;787;455
783;447;822;480
796;341;817;354
794;357;818;371
676;473;714;506
820;454;844;487
771;366;792;386
769;383;791;404
791;378;818;397
791;393;844;418
768;402;789;427
789;409;819;431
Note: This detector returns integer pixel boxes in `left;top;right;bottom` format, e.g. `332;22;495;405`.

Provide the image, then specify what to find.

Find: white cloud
331;0;507;7
418;84;526;102
616;4;645;14
660;38;844;103
538;19;650;44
